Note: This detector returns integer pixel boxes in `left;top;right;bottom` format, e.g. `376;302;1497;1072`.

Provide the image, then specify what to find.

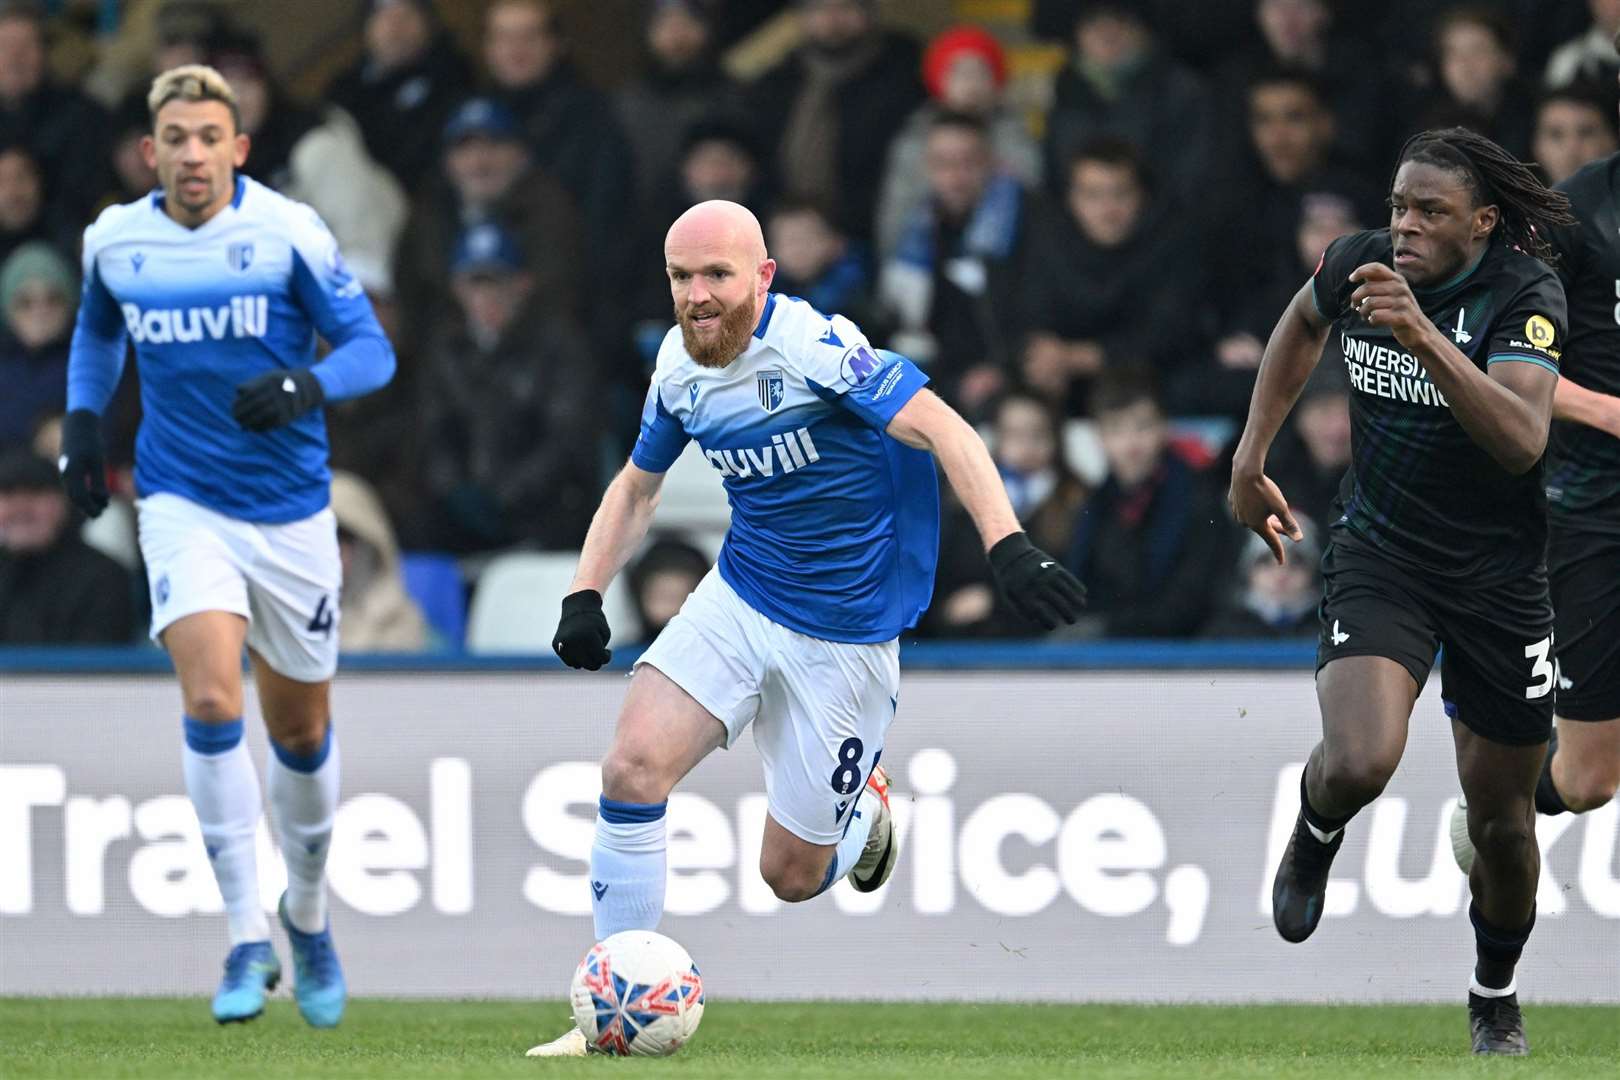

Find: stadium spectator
1190;191;1362;419
748;0;924;247
1217;68;1382;300
671;117;772;210
1533;82;1620;185
924;387;1087;637
766;196;880;333
626;534;712;643
1217;0;1396;166
393;97;585;343
0;143;73;266
874;24;1039;258
98;94;159;211
1015;138;1191;418
1265;361;1352;536
87;0;230;132
1545;0;1620;88
1042;0;1215;207
1420;6;1535;159
482;0;635;295
415;224;596;553
325;0;471;189
325;279;422;544
0;1;110;220
632;118;774;356
1201;515;1322;639
0;449;135;644
213;33;407;295
1030;0;1256;69
329;470;430;653
0;241;72;451
1064;370;1233;638
616;0;743;211
879;111;1039;413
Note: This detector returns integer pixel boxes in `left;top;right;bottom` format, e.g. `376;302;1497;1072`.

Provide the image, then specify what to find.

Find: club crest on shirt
757;368;785;412
226;242;254;272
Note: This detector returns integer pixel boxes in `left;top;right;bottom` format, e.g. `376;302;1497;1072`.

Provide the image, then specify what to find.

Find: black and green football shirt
1310;228;1566;583
1546;153;1620;533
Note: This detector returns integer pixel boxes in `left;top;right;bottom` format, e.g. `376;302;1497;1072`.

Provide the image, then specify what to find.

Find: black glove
554;589;612;670
232;368;325;432
987;531;1087;631
58;408;109;518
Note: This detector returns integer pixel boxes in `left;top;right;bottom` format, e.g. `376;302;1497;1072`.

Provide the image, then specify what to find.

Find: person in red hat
875;25;1039;259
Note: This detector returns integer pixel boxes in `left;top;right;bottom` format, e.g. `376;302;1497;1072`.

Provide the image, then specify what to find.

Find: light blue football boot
278;894;347;1028
212;941;281;1024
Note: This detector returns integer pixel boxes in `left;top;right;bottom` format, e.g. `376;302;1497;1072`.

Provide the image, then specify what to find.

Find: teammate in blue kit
59;66;395;1027
529;200;1084;1057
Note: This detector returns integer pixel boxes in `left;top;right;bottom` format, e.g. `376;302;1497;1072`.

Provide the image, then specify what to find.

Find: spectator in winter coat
329;470;430;653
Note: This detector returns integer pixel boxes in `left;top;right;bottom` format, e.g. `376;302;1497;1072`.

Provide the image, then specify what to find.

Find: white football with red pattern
569;930;705;1057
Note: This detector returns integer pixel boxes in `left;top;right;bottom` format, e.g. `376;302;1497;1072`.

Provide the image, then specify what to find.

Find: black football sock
1300;765;1352;840
1471;902;1534;992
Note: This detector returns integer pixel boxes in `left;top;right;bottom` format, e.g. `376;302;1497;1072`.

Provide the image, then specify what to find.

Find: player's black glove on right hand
232;368;325;432
554;589;612;670
58;409;109;519
987;531;1087;630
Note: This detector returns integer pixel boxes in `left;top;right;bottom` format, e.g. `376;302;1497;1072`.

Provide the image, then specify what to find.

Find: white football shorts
136;491;341;682
636;567;899;846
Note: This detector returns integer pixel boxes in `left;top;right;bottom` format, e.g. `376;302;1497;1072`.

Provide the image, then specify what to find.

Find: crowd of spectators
2;0;1617;649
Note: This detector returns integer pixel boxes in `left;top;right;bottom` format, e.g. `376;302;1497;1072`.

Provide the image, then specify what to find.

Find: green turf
1;999;1616;1079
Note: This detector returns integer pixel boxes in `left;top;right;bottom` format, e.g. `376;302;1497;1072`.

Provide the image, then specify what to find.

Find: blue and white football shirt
67;176;394;523
632;293;939;643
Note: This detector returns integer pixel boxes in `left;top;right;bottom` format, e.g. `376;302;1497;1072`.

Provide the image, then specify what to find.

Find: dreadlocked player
1229;127;1574;1056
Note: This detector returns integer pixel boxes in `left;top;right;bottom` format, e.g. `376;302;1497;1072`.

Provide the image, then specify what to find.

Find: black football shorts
1548;524;1620;722
1315;531;1554;745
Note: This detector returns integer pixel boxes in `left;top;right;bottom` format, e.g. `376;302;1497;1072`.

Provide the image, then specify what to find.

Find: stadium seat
466;553;639;654
399;552;468;648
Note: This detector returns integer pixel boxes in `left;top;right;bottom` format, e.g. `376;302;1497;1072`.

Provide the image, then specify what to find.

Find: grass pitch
1;998;1616;1078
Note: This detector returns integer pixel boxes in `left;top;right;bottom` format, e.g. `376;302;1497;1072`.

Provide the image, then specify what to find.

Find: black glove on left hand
553;589;613;670
232;368;325;432
987;531;1087;630
58;408;109;518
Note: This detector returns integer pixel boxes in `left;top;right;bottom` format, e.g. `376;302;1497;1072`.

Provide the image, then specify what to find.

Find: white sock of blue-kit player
268;725;340;934
182;716;270;945
590;797;667;940
814;782;879;895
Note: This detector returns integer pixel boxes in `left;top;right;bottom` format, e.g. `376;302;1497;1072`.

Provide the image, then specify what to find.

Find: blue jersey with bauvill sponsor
632;293;939;643
66;176;394;523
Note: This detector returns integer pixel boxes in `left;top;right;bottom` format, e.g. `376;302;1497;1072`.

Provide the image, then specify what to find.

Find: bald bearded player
528;201;1085;1056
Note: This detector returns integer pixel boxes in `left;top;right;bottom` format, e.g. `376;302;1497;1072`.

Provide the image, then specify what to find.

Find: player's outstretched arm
1230;281;1327;563
552;461;666;670
1348;261;1556;474
887;389;1085;630
1552;376;1620;438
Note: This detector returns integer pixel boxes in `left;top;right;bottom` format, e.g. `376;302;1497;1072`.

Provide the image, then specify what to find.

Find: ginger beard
676;290;758;368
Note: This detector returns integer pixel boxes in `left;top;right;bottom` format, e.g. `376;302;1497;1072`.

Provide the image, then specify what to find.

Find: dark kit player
1453;100;1620;866
1229;128;1573;1056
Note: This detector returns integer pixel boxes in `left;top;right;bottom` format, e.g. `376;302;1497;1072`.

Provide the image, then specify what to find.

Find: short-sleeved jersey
1311;229;1566;582
632;293;938;643
68;177;386;523
1545;154;1620;531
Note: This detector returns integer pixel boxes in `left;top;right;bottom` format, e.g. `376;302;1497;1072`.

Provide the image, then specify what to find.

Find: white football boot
848;764;898;892
1449;794;1476;876
525;1024;588;1058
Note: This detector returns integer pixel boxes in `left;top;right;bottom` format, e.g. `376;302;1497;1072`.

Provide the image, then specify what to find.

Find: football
568;931;705;1057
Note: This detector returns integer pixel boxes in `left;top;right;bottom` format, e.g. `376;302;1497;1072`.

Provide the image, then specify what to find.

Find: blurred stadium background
1;0;1616;1071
